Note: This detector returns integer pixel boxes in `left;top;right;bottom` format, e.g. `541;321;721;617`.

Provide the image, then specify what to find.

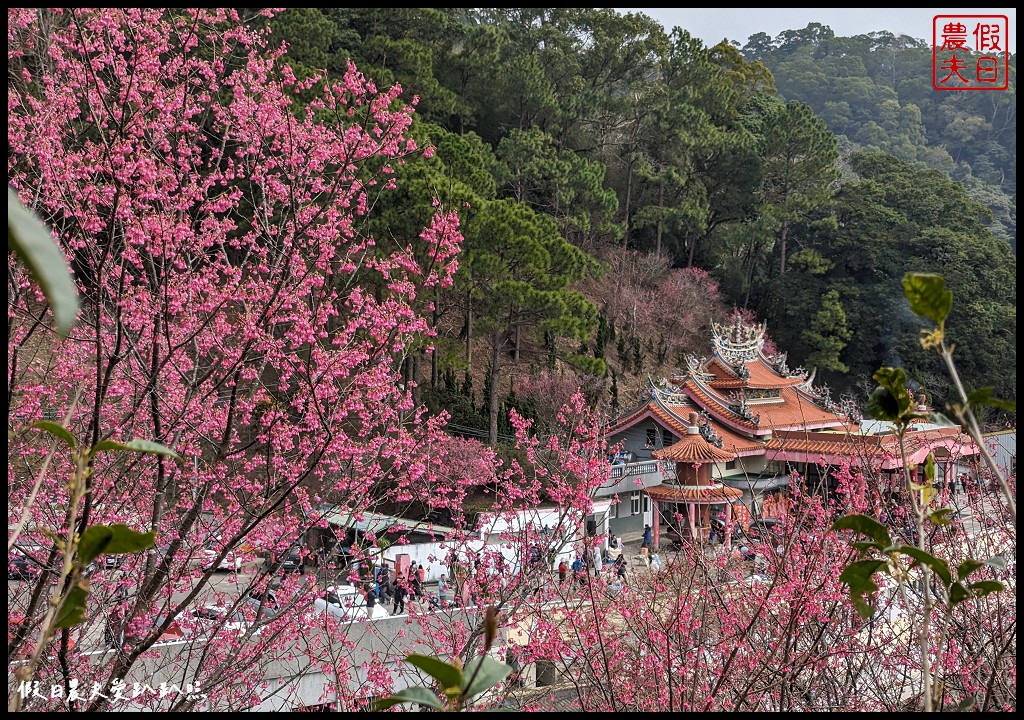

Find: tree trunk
513;324;520;362
614;157;635;318
465;289;473;367
743;240;756;309
655;177;665;256
411;352;422;408
488;329;503;446
779;220;790;275
430;290;439;389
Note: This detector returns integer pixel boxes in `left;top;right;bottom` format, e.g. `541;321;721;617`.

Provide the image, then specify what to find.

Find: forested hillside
743;23;1016;251
262;8;1016;441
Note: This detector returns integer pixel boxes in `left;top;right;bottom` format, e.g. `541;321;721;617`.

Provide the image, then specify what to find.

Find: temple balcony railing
597;460;675;498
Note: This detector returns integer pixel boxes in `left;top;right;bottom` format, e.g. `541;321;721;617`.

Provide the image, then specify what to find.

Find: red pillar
724;503;733;551
653;500;660;550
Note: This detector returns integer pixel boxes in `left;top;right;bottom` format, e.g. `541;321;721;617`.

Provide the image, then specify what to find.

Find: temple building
647;412;743;550
596;317;980;541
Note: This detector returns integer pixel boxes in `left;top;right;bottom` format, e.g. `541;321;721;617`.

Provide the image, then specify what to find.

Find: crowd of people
348;561;456;616
346;531;675;615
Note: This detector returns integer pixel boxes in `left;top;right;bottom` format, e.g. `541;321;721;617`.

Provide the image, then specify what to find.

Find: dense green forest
261;8;1016;442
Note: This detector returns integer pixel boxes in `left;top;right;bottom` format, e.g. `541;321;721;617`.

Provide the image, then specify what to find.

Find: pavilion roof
653;433;736;463
646;483;744;503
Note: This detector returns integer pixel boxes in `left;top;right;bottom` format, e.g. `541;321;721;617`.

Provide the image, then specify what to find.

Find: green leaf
965;387;1016;412
838;559;886;620
896;546;952;587
866;387;901;422
30;420;77;450
929;508;954;526
956;559;985;581
462;655;513;698
79;523;156;565
54;586;88;629
967;580;1004;597
8;187;79;337
832;514;893;548
872;367;907;397
923;453;935;483
91;438;181;461
850;541;883;555
374;686;446;711
902;272;952;326
949;582;970;605
405;653;464;691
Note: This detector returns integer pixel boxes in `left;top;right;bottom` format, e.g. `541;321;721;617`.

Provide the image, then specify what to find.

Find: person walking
571;556;584;586
407;563;418;596
365;582;377;614
438;573;450;606
411;567;424;600
642;524;653;549
378;565;392;602
392;579;407;615
558;559;568;583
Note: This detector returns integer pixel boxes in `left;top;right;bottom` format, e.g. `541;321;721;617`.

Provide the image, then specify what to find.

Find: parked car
281;546;305;574
313;585;389;621
9;552;37;581
243;590;281;620
709;516;746;542
188;604;255;636
9;544;46;580
746;518;784;543
200;540;253;572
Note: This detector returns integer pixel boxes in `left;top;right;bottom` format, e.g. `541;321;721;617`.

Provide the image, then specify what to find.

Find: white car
313;584;389;621
200;542;253;572
186;604;256;637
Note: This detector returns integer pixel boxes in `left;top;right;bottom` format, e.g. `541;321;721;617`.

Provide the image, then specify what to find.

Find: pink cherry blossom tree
8;7;462;710
490;453;1013;712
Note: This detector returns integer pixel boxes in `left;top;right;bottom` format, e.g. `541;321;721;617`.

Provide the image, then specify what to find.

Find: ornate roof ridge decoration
711;316;767;364
731;361;751;381
651;378;690;407
697;411;724;448
798;378;843;416
687;373;734;410
761;349;809;380
684;353;714;382
683;379;759;432
799;367;817;389
723;389;764;425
